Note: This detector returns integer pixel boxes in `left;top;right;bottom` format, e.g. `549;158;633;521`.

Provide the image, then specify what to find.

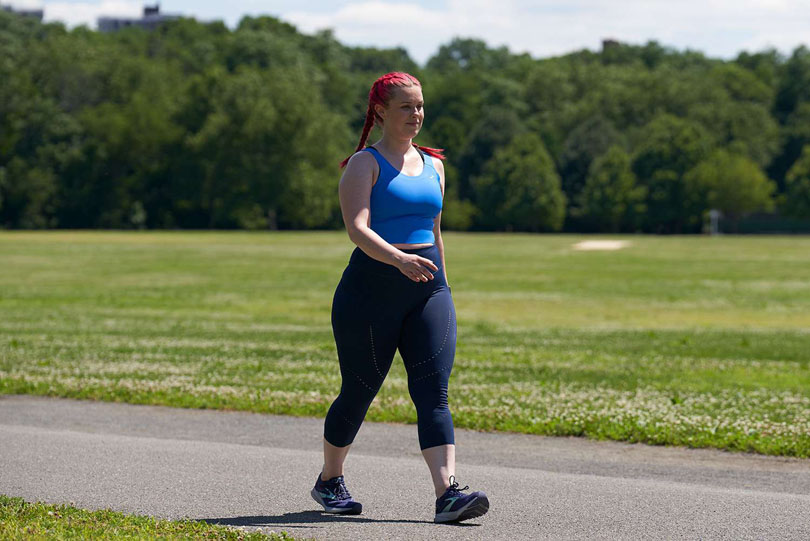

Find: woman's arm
338;151;408;267
432;159;448;285
434;213;447;284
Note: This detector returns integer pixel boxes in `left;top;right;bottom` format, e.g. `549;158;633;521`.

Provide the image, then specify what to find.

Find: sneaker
434;475;489;524
311;473;363;515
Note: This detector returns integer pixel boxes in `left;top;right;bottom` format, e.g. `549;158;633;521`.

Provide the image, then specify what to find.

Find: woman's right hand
397;253;439;282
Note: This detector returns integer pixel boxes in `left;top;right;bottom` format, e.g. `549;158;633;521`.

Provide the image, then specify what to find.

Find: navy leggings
324;244;457;450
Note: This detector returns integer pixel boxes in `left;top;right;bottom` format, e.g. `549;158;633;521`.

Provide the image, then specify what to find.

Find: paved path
1;394;809;540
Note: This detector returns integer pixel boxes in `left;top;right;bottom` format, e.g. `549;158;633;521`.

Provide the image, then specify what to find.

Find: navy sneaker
311;473;363;515
434;475;489;523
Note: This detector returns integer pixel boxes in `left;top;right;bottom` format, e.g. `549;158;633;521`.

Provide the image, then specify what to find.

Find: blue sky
6;1;810;65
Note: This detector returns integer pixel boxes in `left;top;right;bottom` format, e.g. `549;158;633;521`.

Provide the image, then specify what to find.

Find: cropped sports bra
363;146;443;245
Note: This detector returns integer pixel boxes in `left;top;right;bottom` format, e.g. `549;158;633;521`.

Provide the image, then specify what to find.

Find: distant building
1;4;44;21
602;39;621;51
98;4;180;32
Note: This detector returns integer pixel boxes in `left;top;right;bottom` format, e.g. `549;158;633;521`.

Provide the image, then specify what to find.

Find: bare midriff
392;243;434;249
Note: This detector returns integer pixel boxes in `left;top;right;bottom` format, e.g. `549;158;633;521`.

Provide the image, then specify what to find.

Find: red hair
339;72;445;168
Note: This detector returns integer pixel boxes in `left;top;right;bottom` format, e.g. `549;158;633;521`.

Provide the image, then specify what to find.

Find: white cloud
284;0;810;64
285;0;525;62
284;2;443;61
9;0;809;61
50;1;143;28
6;1;143;29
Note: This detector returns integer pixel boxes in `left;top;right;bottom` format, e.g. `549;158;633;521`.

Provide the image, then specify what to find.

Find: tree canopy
1;11;808;232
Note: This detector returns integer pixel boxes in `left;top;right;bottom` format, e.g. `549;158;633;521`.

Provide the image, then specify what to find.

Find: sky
5;0;810;65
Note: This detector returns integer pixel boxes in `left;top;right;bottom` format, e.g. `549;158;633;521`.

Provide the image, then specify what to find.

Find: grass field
1;231;809;457
0;494;292;540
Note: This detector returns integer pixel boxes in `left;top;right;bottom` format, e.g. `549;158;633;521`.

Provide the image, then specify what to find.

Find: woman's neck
374;135;414;156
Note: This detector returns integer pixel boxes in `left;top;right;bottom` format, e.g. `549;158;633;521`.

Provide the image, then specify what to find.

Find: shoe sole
435;495;489;523
310;488;363;515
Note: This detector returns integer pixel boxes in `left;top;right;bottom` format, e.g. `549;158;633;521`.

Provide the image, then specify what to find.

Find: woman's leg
422;444;455;498
398;285;458;497
322;268;401;473
322;438;351;480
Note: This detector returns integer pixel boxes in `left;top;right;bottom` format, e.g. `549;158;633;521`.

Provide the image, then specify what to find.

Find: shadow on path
203;510;480;529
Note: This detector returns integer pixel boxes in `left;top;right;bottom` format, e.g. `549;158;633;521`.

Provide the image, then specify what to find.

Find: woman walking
311;72;489;524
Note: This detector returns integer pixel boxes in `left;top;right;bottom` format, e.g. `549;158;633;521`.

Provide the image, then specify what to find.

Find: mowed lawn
1;231;809;457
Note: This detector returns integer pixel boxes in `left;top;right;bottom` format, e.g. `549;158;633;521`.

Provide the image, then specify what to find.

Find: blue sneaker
311;473;363;514
434;475;489;523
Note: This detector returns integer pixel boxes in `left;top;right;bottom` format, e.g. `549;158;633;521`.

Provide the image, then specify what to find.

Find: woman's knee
410;381;450;415
324;390;377;446
416;407;455;449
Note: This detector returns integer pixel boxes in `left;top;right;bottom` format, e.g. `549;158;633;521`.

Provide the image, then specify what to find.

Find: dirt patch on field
572;240;631;251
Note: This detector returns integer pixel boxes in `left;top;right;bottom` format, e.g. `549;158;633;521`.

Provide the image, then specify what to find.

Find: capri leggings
324;243;457;450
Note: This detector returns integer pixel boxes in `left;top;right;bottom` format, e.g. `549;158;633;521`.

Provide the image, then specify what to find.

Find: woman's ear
374;103;386;122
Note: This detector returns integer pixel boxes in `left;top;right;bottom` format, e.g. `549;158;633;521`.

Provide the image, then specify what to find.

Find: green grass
0;494;295;540
1;230;809;457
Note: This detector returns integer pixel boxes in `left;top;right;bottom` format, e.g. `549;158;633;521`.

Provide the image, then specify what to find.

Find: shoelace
445;475;469;497
336;478;352;500
324;477;352;500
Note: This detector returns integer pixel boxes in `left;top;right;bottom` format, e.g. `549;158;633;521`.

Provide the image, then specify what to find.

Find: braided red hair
339;72;445;168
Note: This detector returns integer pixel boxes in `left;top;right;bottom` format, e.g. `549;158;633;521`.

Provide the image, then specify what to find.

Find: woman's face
376;85;424;139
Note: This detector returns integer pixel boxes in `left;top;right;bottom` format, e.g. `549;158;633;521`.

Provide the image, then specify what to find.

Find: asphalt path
1;394;809;540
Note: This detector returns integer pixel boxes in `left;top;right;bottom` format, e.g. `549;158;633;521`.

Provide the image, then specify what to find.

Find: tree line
2;11;810;233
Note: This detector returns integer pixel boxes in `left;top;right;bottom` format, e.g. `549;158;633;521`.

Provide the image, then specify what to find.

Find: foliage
471;133;566;231
769;103;810;191
559;115;623;221
574;146;646;232
0;10;807;231
632;114;712;233
684;149;776;231
782;145;810;219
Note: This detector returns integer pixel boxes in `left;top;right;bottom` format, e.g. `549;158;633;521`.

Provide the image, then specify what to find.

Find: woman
310;72;489;524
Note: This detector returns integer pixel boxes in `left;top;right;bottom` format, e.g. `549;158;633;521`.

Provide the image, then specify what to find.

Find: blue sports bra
364;146;443;245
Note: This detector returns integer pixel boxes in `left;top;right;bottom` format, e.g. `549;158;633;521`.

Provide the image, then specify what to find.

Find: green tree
782;145;810;219
426;38;513;73
178;64;347;229
0;71;83;229
225;27;301;71
632;114;712;232
147;18;230;75
710;63;773;105
769;103;810;190
1;158;59;228
420;71;485;157
456;107;526;201
678;64;777;169
0;166;5;220
559;115;623;204
684;149;776;229
774;46;810;122
524;60;574;119
735;49;780;88
688;101;779;168
348;44;418;74
573;146;647;232
58;55;183;228
2;7;806;234
471;133;566;231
